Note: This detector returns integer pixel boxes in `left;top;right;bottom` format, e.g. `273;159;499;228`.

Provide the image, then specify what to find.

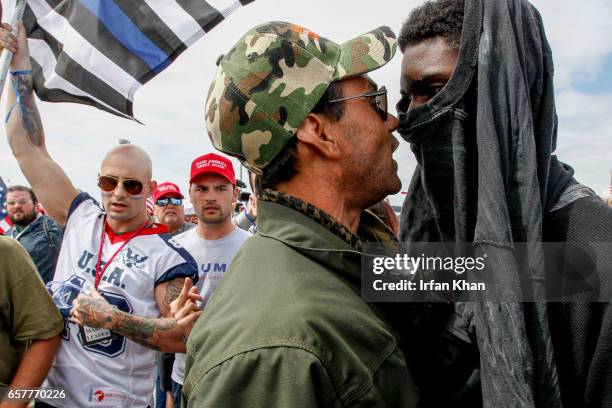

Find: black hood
397;0;576;406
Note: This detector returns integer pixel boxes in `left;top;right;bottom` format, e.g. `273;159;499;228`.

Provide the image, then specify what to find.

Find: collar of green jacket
257;189;399;284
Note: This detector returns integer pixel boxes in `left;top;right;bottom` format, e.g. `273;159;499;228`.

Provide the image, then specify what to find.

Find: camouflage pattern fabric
205;21;397;173
258;189;398;252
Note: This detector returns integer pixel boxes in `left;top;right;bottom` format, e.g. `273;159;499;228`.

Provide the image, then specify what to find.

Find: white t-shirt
43;193;197;407
171;226;251;385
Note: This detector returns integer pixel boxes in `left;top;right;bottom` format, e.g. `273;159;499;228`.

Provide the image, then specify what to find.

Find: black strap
42;217;59;255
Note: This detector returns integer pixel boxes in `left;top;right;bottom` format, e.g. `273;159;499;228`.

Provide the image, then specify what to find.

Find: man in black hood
396;0;612;407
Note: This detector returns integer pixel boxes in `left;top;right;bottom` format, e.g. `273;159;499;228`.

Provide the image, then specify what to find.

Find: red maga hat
189;153;236;185
153;182;184;202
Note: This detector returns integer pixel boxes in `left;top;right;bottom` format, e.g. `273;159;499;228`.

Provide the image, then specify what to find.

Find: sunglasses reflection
156;197;183;207
98;175;145;195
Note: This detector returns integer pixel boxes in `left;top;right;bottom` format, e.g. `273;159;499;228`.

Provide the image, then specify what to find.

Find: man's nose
112;183;129;198
386;112;399;132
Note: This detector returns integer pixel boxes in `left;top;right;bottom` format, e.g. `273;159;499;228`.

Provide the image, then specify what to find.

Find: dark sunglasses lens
98;176;118;192
380;92;387;121
374;94;387;121
157;198;182;206
123;179;144;195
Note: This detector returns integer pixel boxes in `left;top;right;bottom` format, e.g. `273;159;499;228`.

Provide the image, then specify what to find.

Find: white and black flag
0;0;254;119
0;176;12;234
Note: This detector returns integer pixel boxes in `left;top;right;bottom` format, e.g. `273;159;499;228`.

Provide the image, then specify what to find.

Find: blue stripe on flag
78;0;171;73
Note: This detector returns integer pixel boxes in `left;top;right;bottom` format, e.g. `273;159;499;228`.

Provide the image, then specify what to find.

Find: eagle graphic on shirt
122;248;148;269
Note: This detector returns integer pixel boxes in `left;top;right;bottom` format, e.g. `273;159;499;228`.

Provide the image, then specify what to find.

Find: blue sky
1;0;611;206
572;54;612;94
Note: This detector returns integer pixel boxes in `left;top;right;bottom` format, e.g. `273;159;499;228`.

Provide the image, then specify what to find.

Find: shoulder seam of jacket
187;338;398;404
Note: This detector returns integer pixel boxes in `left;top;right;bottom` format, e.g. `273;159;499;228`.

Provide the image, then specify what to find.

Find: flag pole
0;0;27;100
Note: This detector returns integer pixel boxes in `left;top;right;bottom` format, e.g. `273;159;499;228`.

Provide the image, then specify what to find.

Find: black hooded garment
397;0;612;407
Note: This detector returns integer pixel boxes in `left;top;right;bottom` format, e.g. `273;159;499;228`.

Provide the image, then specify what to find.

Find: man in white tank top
4;24;201;407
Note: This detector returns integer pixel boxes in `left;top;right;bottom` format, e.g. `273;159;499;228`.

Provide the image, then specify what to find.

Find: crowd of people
1;0;611;407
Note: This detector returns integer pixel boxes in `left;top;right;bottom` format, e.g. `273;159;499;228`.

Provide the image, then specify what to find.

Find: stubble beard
198;209;230;225
351;165;400;210
10;210;37;227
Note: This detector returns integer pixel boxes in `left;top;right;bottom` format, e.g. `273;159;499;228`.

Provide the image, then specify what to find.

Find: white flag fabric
0;177;12;234
0;0;254;119
146;196;154;216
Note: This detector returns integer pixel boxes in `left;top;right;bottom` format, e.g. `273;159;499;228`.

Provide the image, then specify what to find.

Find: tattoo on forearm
113;311;177;351
77;296;182;351
163;278;185;312
78;297;114;328
10;73;44;146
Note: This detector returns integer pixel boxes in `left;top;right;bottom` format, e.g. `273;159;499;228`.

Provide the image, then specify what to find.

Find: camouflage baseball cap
205;21;397;173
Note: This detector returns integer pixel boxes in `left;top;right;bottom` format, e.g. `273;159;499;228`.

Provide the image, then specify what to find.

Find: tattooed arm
71;278;203;352
155;277;186;317
2;22;78;226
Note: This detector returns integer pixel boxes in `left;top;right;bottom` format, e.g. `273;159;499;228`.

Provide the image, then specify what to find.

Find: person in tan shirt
0;236;63;408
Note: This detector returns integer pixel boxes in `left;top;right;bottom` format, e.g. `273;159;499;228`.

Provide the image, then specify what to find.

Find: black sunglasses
98;175;144;195
156;197;183;207
326;86;387;121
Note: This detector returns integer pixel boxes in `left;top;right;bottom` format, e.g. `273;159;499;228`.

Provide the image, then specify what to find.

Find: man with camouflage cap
183;21;417;406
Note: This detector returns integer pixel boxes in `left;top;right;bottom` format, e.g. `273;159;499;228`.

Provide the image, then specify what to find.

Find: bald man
3;22;200;408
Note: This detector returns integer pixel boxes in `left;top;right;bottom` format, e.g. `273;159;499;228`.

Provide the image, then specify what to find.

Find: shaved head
98;144;156;231
101;144;153;181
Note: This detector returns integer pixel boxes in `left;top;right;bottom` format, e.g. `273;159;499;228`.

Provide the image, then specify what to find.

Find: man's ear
149;180;157;195
296;113;341;160
188;183;197;202
232;185;239;205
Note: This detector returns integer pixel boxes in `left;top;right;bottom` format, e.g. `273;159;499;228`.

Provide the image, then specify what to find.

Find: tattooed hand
71;289;115;329
70;282;203;352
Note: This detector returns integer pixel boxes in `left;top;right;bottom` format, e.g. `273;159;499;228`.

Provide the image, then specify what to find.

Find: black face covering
397;0;578;406
398;94;478;244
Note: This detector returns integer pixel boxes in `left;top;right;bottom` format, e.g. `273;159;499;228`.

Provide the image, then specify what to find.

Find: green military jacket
183;193;417;407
